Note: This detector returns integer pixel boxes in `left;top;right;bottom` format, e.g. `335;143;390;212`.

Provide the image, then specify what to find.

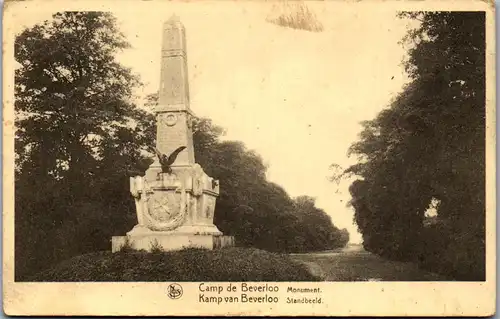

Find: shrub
29;247;320;282
118;237;136;253
149;239;164;253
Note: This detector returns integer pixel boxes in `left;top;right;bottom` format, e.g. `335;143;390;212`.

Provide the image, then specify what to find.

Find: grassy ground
290;245;449;281
30;247;321;282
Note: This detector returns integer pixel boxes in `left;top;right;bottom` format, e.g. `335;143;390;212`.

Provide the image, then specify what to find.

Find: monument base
111;228;235;252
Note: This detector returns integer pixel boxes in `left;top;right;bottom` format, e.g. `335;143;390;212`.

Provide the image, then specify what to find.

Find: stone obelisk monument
112;15;234;252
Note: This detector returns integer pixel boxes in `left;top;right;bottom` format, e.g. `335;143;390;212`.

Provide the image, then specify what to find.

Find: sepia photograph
3;0;495;316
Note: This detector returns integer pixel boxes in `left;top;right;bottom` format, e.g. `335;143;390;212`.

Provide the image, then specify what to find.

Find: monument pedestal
112;164;234;253
111;228;235;252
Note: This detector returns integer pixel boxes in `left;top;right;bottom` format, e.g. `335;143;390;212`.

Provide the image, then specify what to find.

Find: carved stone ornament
192;164;205;196
205;196;216;218
143;186;187;231
165;113;178;126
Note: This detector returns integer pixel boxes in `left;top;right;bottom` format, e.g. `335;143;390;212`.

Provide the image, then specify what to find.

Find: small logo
167;283;183;299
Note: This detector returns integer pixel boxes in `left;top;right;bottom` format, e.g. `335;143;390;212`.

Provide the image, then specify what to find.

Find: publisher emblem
167;283;183;299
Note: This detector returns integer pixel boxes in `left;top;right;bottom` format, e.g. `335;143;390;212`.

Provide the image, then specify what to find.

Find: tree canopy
15;12;154;180
15;12;156;279
342;12;485;280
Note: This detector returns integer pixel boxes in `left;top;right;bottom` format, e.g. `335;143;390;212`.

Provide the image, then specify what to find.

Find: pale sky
13;1;416;244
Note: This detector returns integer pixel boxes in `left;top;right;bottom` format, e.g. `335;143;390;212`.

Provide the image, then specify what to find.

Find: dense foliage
15;12;347;280
343;12;485;280
15;12;155;280
31;247;321;281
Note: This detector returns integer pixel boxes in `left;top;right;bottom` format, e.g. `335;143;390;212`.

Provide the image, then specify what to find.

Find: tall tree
15;12;154;183
15;12;154;279
343;12;485;279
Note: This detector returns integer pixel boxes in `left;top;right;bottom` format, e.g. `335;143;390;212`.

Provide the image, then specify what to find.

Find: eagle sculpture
155;146;187;174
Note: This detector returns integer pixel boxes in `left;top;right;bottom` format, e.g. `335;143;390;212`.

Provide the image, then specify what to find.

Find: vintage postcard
2;0;496;316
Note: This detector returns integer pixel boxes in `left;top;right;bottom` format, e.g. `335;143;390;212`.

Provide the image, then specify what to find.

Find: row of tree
194;118;349;253
14;12;348;280
342;12;485;280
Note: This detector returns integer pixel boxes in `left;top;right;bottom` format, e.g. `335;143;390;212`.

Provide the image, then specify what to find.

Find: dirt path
290;244;448;281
